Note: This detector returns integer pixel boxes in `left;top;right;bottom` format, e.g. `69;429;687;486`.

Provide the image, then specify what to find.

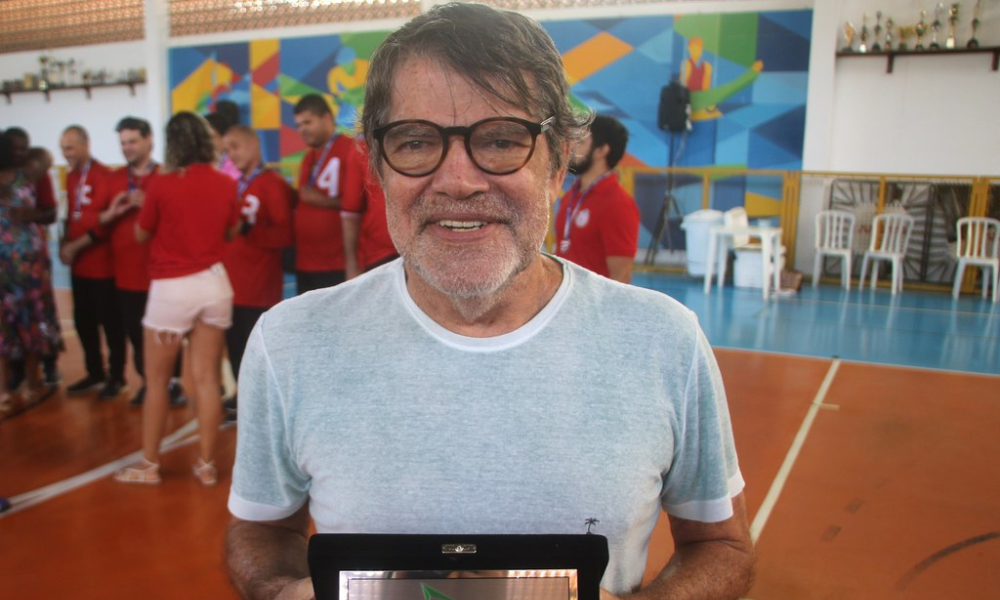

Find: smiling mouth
437;219;488;232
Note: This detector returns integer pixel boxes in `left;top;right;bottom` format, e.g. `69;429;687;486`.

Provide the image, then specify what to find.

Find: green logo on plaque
421;584;456;600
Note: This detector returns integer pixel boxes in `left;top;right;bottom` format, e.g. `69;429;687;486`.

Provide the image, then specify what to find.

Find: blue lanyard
73;160;92;217
238;164;264;198
127;161;157;192
308;135;337;187
561;171;613;246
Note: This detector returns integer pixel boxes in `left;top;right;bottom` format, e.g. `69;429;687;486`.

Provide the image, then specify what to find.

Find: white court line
749;358;842;542
1;419;202;518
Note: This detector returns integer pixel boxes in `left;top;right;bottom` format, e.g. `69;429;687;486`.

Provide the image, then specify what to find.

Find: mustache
412;192;518;226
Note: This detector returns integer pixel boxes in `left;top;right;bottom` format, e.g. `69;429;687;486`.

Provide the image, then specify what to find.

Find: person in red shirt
113;112;240;487
97;117;187;408
292;94;365;293
220;124;293;420
342;139;398;280
59;125;127;398
554;114;641;283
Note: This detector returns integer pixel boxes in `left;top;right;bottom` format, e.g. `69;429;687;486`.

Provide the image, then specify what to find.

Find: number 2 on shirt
315;157;340;198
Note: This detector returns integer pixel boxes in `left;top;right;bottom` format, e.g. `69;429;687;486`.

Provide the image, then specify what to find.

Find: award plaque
945;3;959;49
968;0;982;48
873;11;884;52
930;3;943;50
915;11;928;50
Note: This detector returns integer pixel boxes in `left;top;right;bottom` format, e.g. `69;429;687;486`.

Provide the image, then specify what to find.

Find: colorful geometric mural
168;10;811;229
169;31;389;168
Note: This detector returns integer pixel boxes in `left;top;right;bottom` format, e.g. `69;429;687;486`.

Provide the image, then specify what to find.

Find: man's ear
592;142;611;163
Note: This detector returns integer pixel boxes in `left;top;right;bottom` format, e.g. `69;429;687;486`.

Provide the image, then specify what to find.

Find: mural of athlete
681;36;763;121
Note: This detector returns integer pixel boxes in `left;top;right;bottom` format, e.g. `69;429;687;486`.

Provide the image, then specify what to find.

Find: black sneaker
128;385;146;407
223;408;238;424
168;379;187;407
222;395;237;413
98;379;126;400
7;361;25;391
43;357;61;386
67;374;105;396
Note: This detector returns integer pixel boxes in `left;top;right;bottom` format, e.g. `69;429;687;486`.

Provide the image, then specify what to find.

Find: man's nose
430;135;489;198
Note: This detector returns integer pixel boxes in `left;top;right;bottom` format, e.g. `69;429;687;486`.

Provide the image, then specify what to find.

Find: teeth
438;220;486;231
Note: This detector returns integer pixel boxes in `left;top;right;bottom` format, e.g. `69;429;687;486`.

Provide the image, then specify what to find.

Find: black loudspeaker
658;81;690;133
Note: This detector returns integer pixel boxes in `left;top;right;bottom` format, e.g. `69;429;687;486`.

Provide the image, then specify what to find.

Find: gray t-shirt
229;257;743;595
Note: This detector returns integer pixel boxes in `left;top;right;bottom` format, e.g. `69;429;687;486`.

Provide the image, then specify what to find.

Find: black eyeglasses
374;116;554;177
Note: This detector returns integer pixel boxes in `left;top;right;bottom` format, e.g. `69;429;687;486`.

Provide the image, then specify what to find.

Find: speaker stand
645;131;684;266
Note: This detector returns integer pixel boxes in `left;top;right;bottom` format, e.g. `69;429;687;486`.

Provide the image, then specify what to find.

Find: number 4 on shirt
316;157;340;197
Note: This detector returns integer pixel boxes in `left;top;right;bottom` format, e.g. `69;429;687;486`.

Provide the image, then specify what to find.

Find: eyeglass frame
373;116;555;178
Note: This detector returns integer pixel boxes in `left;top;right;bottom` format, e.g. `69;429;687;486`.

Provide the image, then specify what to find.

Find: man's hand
275;577;315;600
100;192;133;225
300;185;340;209
59;239;82;266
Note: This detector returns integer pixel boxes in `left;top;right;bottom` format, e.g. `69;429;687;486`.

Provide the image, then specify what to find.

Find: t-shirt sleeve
600;193;640;258
225;178;240;228
228;316;311;521
136;179;160;234
35;172;57;210
338;142;366;213
661;324;744;523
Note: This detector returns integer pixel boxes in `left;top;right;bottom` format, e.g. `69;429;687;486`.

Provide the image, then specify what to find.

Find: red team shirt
294;135;364;272
554;172;641;279
341;142;396;269
223;168;294;308
65;160;115;279
137;163;239;280
107;165;157;291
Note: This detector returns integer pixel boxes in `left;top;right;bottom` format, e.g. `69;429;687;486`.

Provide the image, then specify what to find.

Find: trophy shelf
2;80;145;105
836;46;1000;74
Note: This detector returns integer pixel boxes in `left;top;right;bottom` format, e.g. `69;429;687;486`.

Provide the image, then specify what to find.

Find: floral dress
0;171;63;360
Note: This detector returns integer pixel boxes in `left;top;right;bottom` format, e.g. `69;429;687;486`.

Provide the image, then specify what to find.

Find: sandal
113;459;162;485
193;458;218;486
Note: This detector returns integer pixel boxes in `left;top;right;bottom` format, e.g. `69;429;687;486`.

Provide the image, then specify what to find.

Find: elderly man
226;4;754;600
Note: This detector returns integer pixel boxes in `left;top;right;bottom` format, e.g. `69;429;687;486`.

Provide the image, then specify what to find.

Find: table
703;225;783;300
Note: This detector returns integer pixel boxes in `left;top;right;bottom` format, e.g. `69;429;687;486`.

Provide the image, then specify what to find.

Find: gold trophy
930;3;943;50
915;10;928;50
885;17;895;51
968;0;982;48
945;3;959;49
842;21;856;52
898;24;914;51
873;11;884;52
859;13;870;53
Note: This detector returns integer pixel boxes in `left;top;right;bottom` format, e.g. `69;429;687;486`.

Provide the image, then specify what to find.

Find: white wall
806;0;1000;176
0;41;158;166
4;0;998;177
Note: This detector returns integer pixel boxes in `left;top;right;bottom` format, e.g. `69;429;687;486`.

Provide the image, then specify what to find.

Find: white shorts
142;263;234;335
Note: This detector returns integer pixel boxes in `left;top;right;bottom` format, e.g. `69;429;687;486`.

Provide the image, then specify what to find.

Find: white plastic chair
812;210;856;289
859;213;915;295
952;217;1000;303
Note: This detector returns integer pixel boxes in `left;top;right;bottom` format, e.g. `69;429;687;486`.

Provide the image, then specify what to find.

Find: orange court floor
1;287;999;599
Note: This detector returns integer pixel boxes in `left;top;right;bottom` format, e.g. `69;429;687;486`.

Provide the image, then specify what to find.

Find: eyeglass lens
380;118;539;176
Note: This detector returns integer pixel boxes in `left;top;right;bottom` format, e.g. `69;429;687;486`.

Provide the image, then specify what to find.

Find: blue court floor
53;252;1000;375
632;271;1000;376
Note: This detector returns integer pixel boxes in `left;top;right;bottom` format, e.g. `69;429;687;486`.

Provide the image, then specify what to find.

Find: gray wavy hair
361;2;591;177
